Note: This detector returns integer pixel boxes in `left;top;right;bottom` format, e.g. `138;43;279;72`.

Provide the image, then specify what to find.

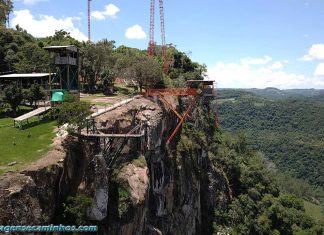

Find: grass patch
81;93;106;100
304;200;324;222
0;116;56;174
115;84;136;96
118;185;132;216
132;155;147;168
82;100;113;106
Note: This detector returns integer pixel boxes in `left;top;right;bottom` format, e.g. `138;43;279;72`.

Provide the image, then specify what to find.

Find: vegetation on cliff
179;102;324;234
217;89;324;210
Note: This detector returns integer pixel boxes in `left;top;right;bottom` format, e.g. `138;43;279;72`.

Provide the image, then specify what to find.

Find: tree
39;29;83;47
0;97;8;113
0;0;13;27
56;95;91;133
80;39;115;92
168;49;207;83
23;83;46;107
127;56;163;92
14;42;48;73
3;82;23;115
0;27;39;72
113;46;145;75
102;69;115;95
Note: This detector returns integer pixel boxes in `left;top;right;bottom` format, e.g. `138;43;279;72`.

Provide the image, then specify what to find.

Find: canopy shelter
0;73;55;90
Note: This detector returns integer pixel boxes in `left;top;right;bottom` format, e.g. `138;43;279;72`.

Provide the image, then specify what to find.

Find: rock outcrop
0;97;231;235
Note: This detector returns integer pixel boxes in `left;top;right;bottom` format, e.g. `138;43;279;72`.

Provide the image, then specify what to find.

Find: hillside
218;89;324;206
245;88;324;100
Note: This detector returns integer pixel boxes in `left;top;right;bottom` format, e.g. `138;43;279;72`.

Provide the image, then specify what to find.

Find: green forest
180;103;324;234
218;89;324;216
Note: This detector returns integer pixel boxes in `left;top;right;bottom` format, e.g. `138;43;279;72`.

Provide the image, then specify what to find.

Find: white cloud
11;9;87;41
91;11;105;21
270;62;284;70
302;44;324;61
240;56;272;66
207;57;324;89
314;63;324;77
125;25;146;40
22;0;48;5
104;4;120;17
91;4;120;20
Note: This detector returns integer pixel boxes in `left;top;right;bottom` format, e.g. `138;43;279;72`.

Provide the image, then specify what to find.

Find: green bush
23;83;46;107
55;95;91;132
3;82;23;115
63;194;94;224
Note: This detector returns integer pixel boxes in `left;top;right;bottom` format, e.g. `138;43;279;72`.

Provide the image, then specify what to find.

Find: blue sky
9;0;324;88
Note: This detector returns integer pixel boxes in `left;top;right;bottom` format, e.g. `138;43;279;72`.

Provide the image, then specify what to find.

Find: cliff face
0;97;231;235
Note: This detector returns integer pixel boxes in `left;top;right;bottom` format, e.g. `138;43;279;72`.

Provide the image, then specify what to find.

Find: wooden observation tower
44;45;80;102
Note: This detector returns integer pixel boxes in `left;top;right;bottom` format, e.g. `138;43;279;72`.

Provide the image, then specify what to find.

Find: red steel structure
148;0;168;73
144;80;218;143
88;0;91;42
148;0;155;56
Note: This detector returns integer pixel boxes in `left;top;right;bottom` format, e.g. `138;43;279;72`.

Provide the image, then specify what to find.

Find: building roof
43;45;79;53
0;73;54;79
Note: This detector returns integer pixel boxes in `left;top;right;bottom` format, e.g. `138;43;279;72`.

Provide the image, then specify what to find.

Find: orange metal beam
144;87;217;143
167;96;199;143
158;94;182;119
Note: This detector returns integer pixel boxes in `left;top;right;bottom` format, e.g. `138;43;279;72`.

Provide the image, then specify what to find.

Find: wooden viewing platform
14;106;51;127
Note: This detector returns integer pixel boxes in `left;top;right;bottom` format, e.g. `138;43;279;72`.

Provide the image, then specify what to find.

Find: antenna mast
148;0;168;73
148;0;155;56
88;0;91;42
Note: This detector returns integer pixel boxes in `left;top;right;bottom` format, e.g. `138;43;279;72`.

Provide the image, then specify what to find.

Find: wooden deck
14;106;51;127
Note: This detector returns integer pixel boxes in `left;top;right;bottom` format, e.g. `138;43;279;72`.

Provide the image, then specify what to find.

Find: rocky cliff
0;97;231;235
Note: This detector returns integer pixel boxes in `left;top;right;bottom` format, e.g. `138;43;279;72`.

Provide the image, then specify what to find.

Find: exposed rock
117;162;148;205
0;173;41;224
87;155;109;221
0;96;231;235
7;161;17;166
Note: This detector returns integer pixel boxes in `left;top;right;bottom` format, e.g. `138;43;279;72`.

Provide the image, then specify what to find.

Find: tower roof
43;45;79;53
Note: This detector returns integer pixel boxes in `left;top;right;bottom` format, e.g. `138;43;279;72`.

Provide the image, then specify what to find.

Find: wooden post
67;65;70;91
49;65;51;91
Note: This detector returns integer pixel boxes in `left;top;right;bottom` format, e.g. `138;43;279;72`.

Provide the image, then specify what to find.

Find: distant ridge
243;88;324;100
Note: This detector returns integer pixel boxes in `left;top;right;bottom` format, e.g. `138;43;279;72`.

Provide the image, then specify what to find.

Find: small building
187;80;215;96
0;73;54;90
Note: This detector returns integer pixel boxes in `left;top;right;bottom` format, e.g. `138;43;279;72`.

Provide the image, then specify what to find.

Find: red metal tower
149;0;168;73
148;0;155;56
88;0;91;42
